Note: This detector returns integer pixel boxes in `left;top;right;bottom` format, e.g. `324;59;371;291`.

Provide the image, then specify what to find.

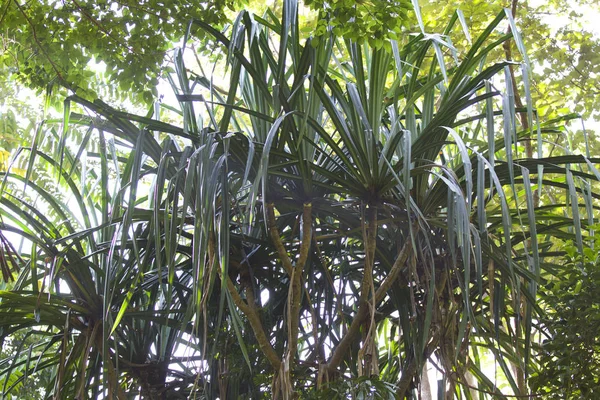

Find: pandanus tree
1;1;599;398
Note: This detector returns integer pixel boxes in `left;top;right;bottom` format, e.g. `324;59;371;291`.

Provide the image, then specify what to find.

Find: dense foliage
530;237;600;399
2;0;600;120
421;0;600;121
305;0;411;48
0;0;243;102
1;0;599;399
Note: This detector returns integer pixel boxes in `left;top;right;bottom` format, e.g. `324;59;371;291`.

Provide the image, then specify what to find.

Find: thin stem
224;276;281;370
357;204;377;376
287;202;313;364
267;202;293;276
13;0;68;86
327;235;414;374
504;2;533;394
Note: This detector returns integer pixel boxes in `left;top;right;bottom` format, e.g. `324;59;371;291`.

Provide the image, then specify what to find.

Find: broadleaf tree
530;236;600;399
0;0;246;103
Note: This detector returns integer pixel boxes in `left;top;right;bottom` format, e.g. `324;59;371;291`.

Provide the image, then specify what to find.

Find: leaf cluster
0;0;244;104
531;234;600;399
306;0;412;48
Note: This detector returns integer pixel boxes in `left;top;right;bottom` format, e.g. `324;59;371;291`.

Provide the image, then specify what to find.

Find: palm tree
1;1;598;398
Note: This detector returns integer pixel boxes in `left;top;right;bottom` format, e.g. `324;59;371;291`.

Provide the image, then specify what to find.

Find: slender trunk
327;237;414;375
267;202;313;398
358;205;378;376
396;334;439;399
286;203;313;365
396;357;418;399
94;334;127;400
224;275;281;369
504;1;531;395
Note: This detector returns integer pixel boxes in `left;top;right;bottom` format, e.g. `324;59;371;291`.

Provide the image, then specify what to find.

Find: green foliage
420;0;600;121
531;235;600;399
0;0;245;104
306;0;411;47
0;69;40;153
306;376;397;399
0;331;54;399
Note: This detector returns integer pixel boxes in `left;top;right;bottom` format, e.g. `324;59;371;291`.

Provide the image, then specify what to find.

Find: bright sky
529;0;600;36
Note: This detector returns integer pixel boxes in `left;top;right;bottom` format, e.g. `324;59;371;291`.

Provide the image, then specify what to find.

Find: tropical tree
0;0;247;103
529;235;600;399
1;1;598;399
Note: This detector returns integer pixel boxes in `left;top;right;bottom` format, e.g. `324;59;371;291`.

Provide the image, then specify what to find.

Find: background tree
530;235;600;399
418;0;600;121
0;0;246;103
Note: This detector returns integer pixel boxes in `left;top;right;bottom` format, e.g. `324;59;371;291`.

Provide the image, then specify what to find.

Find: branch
287;202;313;363
94;333;127;399
503;0;532;156
266;202;314;393
359;206;377;305
375;237;413;304
0;0;11;27
395;357;419;399
357;205;378;376
266;202;293;276
224;276;282;370
327;236;413;374
70;0;139;56
396;334;439;399
13;0;67;85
